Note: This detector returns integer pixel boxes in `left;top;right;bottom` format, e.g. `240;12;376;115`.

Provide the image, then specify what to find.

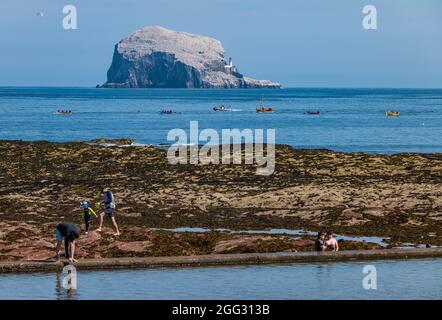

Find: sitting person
324;231;339;251
315;231;325;252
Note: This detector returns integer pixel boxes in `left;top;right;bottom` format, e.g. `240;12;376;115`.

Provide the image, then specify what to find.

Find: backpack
106;190;116;209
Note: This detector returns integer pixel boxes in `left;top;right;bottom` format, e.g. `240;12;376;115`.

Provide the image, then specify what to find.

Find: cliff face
101;26;281;88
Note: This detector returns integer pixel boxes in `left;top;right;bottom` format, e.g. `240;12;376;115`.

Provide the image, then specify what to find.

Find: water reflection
315;263;335;291
55;272;78;300
0;258;441;299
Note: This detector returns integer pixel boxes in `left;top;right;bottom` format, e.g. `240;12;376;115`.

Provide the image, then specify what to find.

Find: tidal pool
0;258;441;300
150;227;389;247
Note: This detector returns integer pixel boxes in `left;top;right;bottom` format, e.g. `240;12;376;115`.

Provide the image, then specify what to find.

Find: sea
1;259;441;300
0;87;441;153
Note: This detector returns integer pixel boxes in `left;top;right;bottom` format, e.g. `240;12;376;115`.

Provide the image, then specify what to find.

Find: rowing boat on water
386;111;400;117
256;96;273;113
213;105;232;112
256;108;273;113
54;110;74;115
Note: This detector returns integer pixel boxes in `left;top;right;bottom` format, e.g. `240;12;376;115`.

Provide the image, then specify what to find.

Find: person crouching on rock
324;231;339;251
55;222;80;263
96;187;120;236
80;201;97;234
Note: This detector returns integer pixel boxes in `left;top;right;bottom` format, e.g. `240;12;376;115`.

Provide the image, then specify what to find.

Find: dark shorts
104;207;114;218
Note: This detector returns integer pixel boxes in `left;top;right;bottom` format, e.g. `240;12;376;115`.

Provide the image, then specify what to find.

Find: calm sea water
0;259;441;300
0;87;441;153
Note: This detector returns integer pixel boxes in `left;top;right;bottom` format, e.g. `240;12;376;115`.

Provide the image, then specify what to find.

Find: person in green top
80;201;97;234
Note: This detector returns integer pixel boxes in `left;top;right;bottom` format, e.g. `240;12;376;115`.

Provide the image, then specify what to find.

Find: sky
0;0;441;88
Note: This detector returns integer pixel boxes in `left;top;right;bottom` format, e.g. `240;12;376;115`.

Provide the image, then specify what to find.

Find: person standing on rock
80;201;97;234
96;187;121;236
55;222;80;263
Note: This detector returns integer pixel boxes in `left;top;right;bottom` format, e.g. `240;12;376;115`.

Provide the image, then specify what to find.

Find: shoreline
2;138;442;155
1;248;442;274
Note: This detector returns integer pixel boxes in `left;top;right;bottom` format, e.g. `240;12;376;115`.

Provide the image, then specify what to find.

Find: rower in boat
55;109;74;115
256;107;273;113
160;109;180;114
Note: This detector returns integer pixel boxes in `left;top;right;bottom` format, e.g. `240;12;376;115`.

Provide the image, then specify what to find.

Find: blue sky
1;0;441;87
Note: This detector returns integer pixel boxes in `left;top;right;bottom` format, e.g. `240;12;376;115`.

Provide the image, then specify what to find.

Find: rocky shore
0;140;441;261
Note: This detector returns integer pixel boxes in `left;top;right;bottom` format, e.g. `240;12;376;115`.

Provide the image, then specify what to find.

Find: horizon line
1;86;442;90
